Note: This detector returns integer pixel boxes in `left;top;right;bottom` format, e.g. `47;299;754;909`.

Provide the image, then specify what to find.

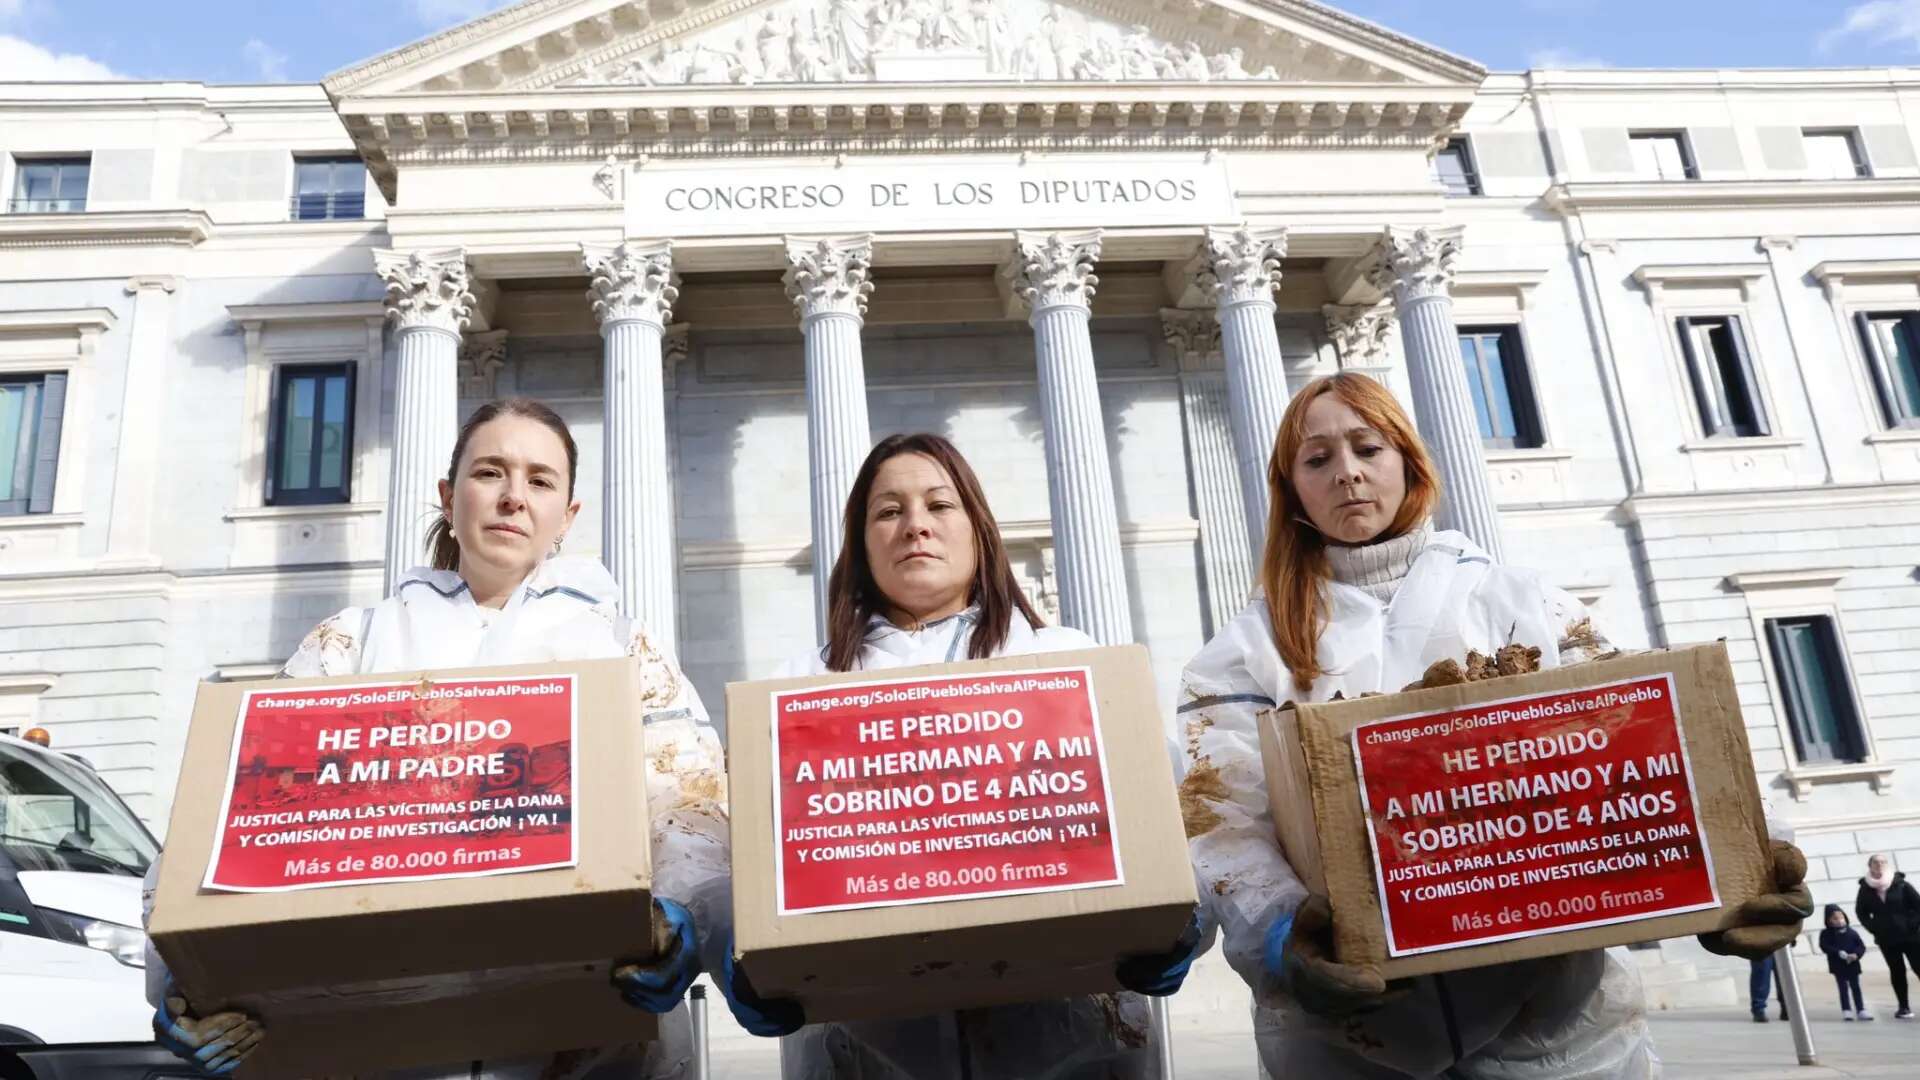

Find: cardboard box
727;645;1197;1023
1258;644;1772;979
149;658;660;1079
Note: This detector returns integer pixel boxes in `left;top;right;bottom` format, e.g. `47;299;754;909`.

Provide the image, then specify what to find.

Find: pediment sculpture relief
565;0;1299;87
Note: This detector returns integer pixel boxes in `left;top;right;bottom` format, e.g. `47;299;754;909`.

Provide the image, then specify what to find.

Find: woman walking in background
1856;853;1920;1019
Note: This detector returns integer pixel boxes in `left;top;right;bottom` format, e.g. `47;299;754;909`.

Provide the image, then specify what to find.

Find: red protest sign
204;675;578;892
1351;674;1720;957
772;667;1123;914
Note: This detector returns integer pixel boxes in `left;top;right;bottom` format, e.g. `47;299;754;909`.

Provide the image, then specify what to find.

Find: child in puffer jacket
1819;904;1874;1021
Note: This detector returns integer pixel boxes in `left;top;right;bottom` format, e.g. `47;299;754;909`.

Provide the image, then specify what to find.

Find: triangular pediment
325;0;1484;99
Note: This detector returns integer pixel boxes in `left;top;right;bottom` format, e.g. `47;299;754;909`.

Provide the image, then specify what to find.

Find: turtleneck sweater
1325;523;1433;604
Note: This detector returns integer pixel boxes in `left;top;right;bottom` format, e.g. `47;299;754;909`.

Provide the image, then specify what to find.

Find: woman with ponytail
1177;373;1811;1078
144;398;727;1079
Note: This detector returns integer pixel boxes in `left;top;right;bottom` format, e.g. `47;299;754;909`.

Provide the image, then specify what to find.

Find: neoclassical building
5;0;1920;1003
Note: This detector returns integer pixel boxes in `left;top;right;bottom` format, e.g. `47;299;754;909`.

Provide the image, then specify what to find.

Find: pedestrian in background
1856;853;1920;1020
1819;904;1873;1021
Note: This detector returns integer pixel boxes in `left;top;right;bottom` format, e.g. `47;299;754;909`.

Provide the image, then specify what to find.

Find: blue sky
6;0;1920;83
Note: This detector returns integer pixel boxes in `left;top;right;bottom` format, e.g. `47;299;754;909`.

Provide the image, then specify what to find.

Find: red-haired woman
1180;374;1811;1078
719;432;1197;1079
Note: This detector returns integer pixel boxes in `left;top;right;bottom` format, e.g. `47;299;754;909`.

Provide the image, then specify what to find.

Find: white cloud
0;34;120;80
410;0;516;27
242;38;289;82
1820;0;1920;54
1527;47;1610;70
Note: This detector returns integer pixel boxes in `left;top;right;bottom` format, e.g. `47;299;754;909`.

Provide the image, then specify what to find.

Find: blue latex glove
613;898;701;1013
1116;910;1204;996
718;932;806;1037
152;983;265;1076
1264;895;1406;1019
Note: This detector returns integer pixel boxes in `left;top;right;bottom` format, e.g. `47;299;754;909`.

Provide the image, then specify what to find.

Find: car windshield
0;740;156;877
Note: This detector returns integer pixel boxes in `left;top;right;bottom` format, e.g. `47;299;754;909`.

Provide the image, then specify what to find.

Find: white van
0;731;157;1053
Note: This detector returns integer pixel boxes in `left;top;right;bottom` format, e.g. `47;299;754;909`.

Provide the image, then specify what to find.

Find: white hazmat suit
143;556;729;1080
770;608;1167;1080
1180;527;1658;1080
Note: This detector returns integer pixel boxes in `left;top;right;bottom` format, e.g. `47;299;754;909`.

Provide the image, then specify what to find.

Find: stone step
1643;972;1740;1011
1636;960;1701;987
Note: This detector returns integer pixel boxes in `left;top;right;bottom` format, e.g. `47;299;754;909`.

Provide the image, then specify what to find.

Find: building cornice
0;209;213;250
1621;482;1920;521
0;308;117;335
341;82;1475;200
227;301;387;326
1547;178;1920;214
1810;259;1920;287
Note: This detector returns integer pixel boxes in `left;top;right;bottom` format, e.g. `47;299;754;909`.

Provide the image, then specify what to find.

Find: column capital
1006;229;1102;315
375;248;475;335
1196;225;1288;309
1367;226;1463;303
783;235;875;322
584;239;678;328
1160;307;1222;371
458;329;509;400
1323;302;1397;371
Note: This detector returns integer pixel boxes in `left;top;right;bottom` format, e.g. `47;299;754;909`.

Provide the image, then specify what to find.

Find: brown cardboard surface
149;658;659;1078
727;645;1197;1023
1259;644;1773;979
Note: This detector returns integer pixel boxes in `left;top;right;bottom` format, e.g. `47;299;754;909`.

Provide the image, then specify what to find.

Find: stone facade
3;2;1919;991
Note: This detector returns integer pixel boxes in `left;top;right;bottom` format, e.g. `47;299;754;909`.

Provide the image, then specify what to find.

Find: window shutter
27;372;65;514
1724;315;1770;436
1857;311;1901;426
1675;317;1726;437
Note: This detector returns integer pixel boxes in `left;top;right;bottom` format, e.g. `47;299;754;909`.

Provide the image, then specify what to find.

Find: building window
1456;326;1543;449
1628;132;1698;181
1675;315;1769;438
1804;129;1870;180
266;364;354;505
1855;312;1920;428
1434;138;1482;197
291;156;366;221
9;156;89;214
0;373;66;516
1766;616;1868;765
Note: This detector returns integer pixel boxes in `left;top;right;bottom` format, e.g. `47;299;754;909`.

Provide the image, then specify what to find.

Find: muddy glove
1266;895;1408;1019
1116;909;1204;997
1698;840;1815;960
612;898;701;1013
153;981;265;1077
718;931;806;1037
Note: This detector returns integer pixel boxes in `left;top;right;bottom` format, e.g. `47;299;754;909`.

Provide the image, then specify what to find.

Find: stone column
585;239;680;649
1164;308;1251;637
784;235;875;640
1196;225;1291;555
1369;227;1504;560
1005;229;1134;646
375;248;473;596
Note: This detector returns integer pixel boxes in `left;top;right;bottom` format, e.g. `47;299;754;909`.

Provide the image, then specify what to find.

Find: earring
552;535;564;555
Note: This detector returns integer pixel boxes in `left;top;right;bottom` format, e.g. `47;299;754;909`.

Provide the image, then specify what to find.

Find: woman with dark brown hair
720;432;1194;1079
1177;373;1811;1078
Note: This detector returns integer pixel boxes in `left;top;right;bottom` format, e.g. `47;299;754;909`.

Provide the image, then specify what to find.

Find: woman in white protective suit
720;432;1204;1079
1180;373;1813;1079
142;397;730;1079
